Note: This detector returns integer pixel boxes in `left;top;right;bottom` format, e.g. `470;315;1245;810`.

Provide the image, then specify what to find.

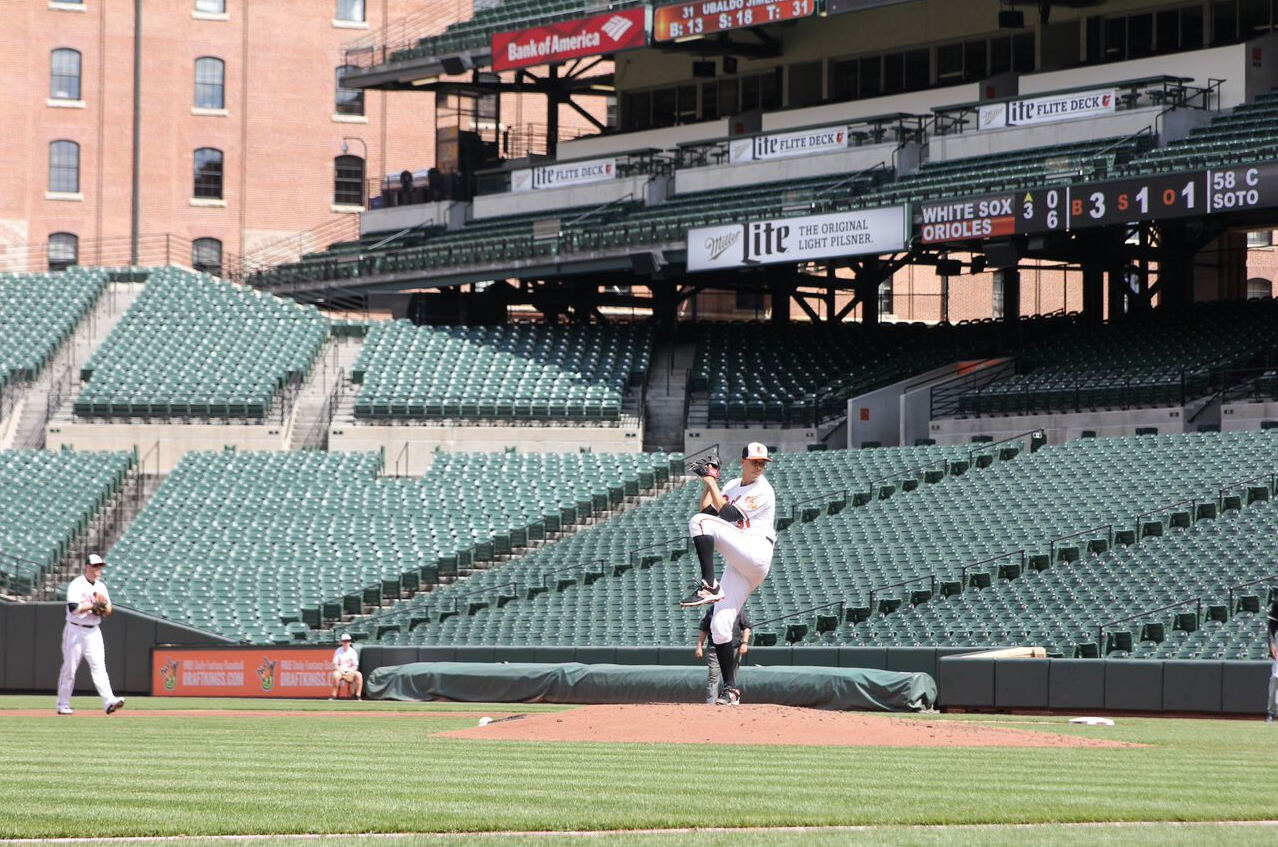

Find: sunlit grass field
1;696;1276;846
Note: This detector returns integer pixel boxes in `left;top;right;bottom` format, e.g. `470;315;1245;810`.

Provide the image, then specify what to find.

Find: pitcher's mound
438;703;1135;748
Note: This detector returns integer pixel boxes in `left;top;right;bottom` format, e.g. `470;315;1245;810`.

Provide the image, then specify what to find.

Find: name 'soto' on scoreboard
918;161;1278;244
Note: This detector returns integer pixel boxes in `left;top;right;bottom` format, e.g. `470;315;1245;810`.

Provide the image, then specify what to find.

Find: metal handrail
750;599;845;633
1049;524;1113;561
1097;596;1202;651
867;574;937;617
967;429;1042;466
960;550;1025;587
788;489;848;524
1227;572;1278;614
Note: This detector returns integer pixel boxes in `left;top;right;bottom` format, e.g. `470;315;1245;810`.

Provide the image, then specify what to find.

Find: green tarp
367;662;936;712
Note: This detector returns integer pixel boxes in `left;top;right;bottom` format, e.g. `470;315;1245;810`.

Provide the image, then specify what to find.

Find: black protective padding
1221;661;1271;713
124;612;157;693
840;647;888;669
746;646;793;666
1048;659;1107;710
5;603;36;690
451;645;495;663
417;646;457;663
1104;659;1163;711
613;646;661;665
792;646;839;667
573;646;617;665
34;606;64;693
493;646;537;663
886;647;938;677
936;657;994;707
1161;660;1223;712
657;645;702;666
534;646;577;664
0;603;7;687
993;659;1050;709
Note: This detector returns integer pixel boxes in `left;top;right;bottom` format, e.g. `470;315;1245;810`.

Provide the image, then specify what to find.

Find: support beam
996;268;1020;324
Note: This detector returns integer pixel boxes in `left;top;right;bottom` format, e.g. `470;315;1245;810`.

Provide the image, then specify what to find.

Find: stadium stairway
642;341;695;454
10;279;146;449
286;334;364;451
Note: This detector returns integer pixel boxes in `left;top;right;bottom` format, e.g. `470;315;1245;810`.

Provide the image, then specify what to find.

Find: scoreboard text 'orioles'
653;0;815;42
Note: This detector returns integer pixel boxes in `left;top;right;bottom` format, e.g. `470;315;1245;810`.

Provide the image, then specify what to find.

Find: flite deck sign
492;8;647;71
654;0;815;42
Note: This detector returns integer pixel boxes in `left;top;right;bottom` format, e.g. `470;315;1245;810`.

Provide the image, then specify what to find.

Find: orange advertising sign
152;647;338;698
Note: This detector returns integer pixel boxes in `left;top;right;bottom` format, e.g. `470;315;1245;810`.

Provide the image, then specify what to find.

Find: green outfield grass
0;697;1276;842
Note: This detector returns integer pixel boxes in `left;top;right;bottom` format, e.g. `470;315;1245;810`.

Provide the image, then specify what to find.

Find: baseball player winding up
56;553;125;716
679;442;777;706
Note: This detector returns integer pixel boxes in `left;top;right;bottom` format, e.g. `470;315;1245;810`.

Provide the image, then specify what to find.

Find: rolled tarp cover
367;661;935;712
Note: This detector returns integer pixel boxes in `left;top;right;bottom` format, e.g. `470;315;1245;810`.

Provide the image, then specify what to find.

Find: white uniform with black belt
688;474;776;648
56;571;122;715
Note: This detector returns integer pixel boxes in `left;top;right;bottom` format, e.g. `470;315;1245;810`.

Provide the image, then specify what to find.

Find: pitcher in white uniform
56;553;125;716
679;442;777;706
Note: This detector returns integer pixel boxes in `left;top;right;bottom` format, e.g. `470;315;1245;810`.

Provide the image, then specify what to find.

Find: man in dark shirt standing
695;607;751;705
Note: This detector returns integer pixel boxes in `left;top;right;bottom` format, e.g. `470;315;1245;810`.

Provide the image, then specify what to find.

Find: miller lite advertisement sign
686;207;906;272
511;157;617;192
728;124;850;164
979;88;1117;130
492;8;647;71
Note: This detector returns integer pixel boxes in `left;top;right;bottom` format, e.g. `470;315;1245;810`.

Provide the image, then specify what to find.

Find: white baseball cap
340;632;352;642
87;554;107;567
742;442;772;462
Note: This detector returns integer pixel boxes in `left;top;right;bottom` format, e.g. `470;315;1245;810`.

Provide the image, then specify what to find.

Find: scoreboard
918;161;1278;244
653;0;815;42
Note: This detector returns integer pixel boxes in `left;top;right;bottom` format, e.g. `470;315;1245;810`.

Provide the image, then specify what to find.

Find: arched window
192;238;223;275
49;140;80;193
193;147;224;199
194;57;225;109
334;155;364;206
1247;277;1273;299
336;0;364;23
48;233;78;272
335;65;364;116
50;49;81;100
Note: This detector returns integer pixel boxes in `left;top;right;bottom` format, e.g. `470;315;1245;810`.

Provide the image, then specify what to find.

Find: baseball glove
90;594;111;618
689;457;721;479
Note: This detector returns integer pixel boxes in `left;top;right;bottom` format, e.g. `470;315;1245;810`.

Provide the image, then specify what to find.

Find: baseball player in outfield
56;553;125;716
1267;596;1277;722
679;442;777;706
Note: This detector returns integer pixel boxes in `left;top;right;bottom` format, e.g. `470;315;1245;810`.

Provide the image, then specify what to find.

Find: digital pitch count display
653;0;815;42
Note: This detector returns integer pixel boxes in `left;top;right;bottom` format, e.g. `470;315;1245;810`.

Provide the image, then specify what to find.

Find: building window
194;57;225;109
335;65;364;116
50;49;81;100
49;140;80;193
336;0;364;22
334;155;364;206
195;0;225;11
194;147;224;199
192;238;223;274
1247;229;1273;248
878;276;894;316
48;233;78;272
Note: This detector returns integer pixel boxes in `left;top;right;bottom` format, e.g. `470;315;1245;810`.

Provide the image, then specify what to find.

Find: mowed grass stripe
1;710;1277;837
6;824;1278;847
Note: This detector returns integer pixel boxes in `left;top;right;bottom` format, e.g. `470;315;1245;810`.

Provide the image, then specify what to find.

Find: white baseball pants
56;624;118;711
688;513;772;646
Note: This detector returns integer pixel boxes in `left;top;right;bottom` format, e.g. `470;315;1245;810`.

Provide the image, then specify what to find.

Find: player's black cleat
678;580;725;607
105;698;125;715
722;687;741;706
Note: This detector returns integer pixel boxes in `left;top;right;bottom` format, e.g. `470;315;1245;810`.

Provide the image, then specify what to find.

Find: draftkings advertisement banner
978;88;1116;130
152;647;337;698
686;207;906;272
511;157;617;191
492;8;647;71
728;124;849;164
